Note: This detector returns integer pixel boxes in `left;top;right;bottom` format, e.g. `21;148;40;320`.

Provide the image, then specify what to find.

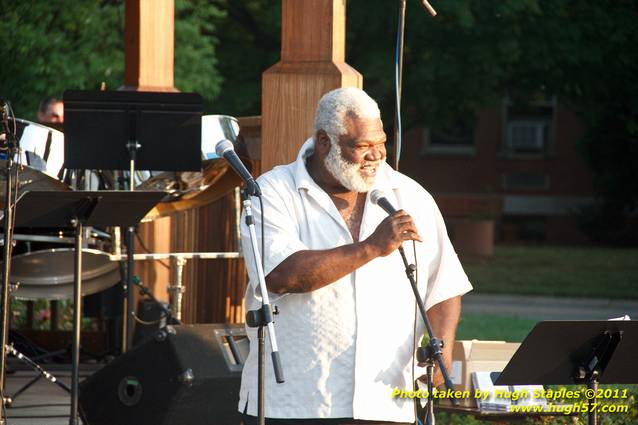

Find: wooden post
261;0;362;172
124;0;176;92
123;0;175;310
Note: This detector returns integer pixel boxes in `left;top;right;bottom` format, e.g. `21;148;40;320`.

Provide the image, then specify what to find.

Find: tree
0;0;124;118
345;0;638;243
0;0;223;119
1;0;636;242
206;0;281;116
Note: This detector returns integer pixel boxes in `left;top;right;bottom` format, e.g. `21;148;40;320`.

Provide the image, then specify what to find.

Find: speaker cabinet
79;324;248;425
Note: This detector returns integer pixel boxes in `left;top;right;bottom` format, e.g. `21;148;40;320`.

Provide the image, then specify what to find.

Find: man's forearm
265;240;379;294
426;295;462;386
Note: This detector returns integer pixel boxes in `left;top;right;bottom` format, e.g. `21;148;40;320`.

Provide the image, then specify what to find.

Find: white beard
324;140;378;193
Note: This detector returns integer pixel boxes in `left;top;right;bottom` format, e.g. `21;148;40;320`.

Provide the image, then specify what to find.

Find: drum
201;114;240;160
14;118;65;180
7;229;119;300
137;115;248;218
10;247;120;300
0;119;70;208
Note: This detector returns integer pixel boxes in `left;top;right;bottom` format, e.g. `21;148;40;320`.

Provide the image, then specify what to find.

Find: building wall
400;104;595;244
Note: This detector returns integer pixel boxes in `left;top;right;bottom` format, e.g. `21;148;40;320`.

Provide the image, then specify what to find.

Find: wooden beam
123;0;176;311
124;0;176;91
123;0;247;327
261;0;362;173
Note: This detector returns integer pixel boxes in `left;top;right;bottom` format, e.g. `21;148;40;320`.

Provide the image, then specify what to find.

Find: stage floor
3;362;99;425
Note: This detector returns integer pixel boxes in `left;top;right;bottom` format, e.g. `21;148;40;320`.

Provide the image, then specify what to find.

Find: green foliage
346;1;638;233
0;0;224;119
174;0;224;106
0;0;124;119
1;0;636;231
206;0;281;116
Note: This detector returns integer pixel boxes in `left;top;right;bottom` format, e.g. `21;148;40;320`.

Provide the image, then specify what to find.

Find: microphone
370;189;410;257
215;139;261;196
370;189;398;215
417;0;437;17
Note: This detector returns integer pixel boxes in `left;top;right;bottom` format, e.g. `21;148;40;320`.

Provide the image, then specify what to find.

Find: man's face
323;115;387;193
37;101;64;125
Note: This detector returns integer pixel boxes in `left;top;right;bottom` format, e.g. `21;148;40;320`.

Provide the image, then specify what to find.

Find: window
421;119;476;155
507;120;548;153
503;95;555;157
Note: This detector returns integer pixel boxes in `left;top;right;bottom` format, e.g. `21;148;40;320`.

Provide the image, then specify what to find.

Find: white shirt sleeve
240;176;309;295
424;196;473;310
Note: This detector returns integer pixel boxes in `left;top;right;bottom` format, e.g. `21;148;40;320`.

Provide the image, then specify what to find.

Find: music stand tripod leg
0;137;18;425
69;217;83;425
4;344;72;405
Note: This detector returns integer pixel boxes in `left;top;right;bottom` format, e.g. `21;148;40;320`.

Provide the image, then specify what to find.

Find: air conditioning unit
507;121;547;153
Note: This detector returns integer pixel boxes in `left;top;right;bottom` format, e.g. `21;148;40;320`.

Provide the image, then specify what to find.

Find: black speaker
79;324;248;425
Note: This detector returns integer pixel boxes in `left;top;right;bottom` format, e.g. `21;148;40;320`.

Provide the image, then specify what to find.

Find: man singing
239;87;472;424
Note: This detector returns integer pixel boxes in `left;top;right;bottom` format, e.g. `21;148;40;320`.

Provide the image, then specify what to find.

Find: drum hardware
1;98;19;425
1;233;75;245
4;189;164;425
130;276;178;341
4;343;71;406
108;252;241;322
1;230;107;247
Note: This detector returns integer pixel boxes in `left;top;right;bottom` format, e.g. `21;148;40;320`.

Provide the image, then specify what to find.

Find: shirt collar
293;137;400;195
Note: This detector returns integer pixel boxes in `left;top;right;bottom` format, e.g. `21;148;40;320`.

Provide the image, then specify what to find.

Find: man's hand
363;210;422;257
266;211;421;294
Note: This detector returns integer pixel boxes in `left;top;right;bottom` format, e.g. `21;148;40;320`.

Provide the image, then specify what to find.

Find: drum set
4;115;244;302
0;112;246;421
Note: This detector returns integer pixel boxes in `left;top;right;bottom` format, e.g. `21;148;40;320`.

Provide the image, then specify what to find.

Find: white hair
314;87;381;137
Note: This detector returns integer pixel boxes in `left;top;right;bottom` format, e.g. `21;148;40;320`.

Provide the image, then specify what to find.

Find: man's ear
315;130;331;155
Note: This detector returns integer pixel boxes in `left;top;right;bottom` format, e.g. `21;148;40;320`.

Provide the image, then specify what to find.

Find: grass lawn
456;313;537;343
461;245;638;299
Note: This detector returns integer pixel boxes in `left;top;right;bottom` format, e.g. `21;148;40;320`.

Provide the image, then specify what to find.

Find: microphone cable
394;2;404;168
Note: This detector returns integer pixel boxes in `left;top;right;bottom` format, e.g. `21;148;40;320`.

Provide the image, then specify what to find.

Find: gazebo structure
127;0;362;325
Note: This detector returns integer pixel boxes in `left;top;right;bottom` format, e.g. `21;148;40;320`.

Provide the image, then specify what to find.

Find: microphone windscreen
370;189;386;206
215;139;234;156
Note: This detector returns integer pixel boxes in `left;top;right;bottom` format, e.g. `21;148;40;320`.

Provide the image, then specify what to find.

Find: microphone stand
122;137;141;352
391;0;406;171
396;246;457;425
242;186;284;425
391;0;436;171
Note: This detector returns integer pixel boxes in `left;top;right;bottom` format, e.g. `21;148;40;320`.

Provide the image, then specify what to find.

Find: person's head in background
37;96;64;129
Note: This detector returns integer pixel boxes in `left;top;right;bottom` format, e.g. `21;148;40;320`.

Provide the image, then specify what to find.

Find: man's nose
366;146;384;161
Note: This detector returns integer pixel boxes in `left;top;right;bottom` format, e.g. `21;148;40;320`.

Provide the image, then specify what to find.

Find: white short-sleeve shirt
238;138;472;422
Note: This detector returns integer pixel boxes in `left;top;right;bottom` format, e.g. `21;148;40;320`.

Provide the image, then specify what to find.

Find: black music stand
63;90;203;173
7;190;165;425
63;90;202;354
495;320;638;425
